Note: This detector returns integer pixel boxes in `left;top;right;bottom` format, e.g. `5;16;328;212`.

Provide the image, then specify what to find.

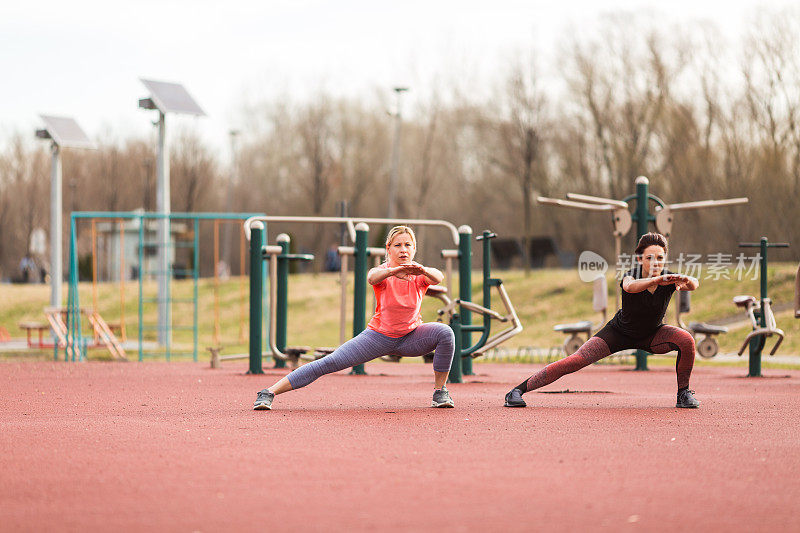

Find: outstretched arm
367;265;404;285
623;274;698;293
622;275;662;293
676;275;699;291
421;266;444;285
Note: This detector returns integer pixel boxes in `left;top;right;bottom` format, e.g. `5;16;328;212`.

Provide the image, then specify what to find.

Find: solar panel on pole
138;78;206;348
140;79;206;116
36;115;95;316
39;115;96;149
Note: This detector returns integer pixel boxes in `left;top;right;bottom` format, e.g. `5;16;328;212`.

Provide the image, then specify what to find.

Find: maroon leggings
521;324;696;392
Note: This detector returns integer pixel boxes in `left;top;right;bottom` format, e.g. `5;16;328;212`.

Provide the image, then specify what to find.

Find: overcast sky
0;0;793;161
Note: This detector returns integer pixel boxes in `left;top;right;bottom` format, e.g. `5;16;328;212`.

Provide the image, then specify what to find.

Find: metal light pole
387;87;409;219
219;130;240;273
155;110;171;344
49;143;62;307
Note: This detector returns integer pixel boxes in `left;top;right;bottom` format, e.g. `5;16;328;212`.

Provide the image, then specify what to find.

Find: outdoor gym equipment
439;231;523;382
674;291;728;358
553;276;608;355
245;218;521;383
733;238;788;377
537;176;748;370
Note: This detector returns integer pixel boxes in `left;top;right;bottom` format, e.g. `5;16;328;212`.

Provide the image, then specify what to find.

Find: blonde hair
385;225;416;248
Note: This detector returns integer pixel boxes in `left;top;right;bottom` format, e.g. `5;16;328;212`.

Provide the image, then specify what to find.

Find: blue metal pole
65;216;79;362
192;218;199;362
138;215;144;361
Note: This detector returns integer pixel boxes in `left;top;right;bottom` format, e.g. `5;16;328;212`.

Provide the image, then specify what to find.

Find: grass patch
1;263;798;364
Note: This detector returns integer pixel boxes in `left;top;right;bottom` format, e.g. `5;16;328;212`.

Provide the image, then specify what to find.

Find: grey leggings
286;323;455;389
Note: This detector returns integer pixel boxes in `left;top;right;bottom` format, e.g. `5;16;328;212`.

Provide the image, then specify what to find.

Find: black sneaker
253;389;275;410
431;387;455;408
504;388;527;408
676;389;700;408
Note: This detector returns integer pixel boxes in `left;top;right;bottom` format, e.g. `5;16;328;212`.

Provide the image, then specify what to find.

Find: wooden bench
18;321;54;348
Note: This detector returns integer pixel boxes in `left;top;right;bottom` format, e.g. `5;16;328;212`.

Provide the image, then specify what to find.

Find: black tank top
607;266;676;339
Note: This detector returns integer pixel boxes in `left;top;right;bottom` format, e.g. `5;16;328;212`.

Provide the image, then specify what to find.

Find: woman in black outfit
505;232;701;409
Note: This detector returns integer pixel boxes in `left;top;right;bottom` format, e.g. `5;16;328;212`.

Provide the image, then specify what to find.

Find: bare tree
740;8;800;242
477;56;548;274
332;98;390;216
564;16;689;199
171;130;218;213
0;136;49;279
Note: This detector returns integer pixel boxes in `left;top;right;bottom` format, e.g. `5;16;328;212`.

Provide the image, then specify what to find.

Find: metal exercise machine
439;231;523;382
733;238;789;377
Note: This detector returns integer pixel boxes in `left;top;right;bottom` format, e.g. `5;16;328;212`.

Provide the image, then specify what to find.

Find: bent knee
425;322;454;344
439;325;455;345
675;329;696;350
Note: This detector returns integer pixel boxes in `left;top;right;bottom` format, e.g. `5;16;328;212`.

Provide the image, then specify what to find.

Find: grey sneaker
431;387;455;408
504;388;527;408
253;389;275;410
676;389;700;408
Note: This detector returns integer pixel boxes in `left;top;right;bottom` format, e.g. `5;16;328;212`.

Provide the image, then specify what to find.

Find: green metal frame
448;230;499;384
350;224;369;375
63;211;263;362
458;227;473;376
275;235;290;369
248;223;264;374
247;228;315;372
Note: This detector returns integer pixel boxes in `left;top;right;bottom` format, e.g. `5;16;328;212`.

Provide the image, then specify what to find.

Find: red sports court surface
2;361;799;532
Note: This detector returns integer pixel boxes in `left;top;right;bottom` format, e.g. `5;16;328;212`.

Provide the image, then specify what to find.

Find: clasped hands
656;273;692;290
391;263;425;281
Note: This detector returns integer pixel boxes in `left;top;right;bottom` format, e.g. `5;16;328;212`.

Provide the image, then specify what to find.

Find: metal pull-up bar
242;215;461;245
667;198;749;211
536;197;616;211
565;193;629;209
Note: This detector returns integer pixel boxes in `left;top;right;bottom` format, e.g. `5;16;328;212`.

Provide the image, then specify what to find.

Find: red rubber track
1;361;799;532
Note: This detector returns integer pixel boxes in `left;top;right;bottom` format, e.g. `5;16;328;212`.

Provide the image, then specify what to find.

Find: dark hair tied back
635;232;668;256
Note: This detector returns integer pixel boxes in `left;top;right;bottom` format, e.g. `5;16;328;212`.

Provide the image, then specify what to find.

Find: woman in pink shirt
253;226;456;410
